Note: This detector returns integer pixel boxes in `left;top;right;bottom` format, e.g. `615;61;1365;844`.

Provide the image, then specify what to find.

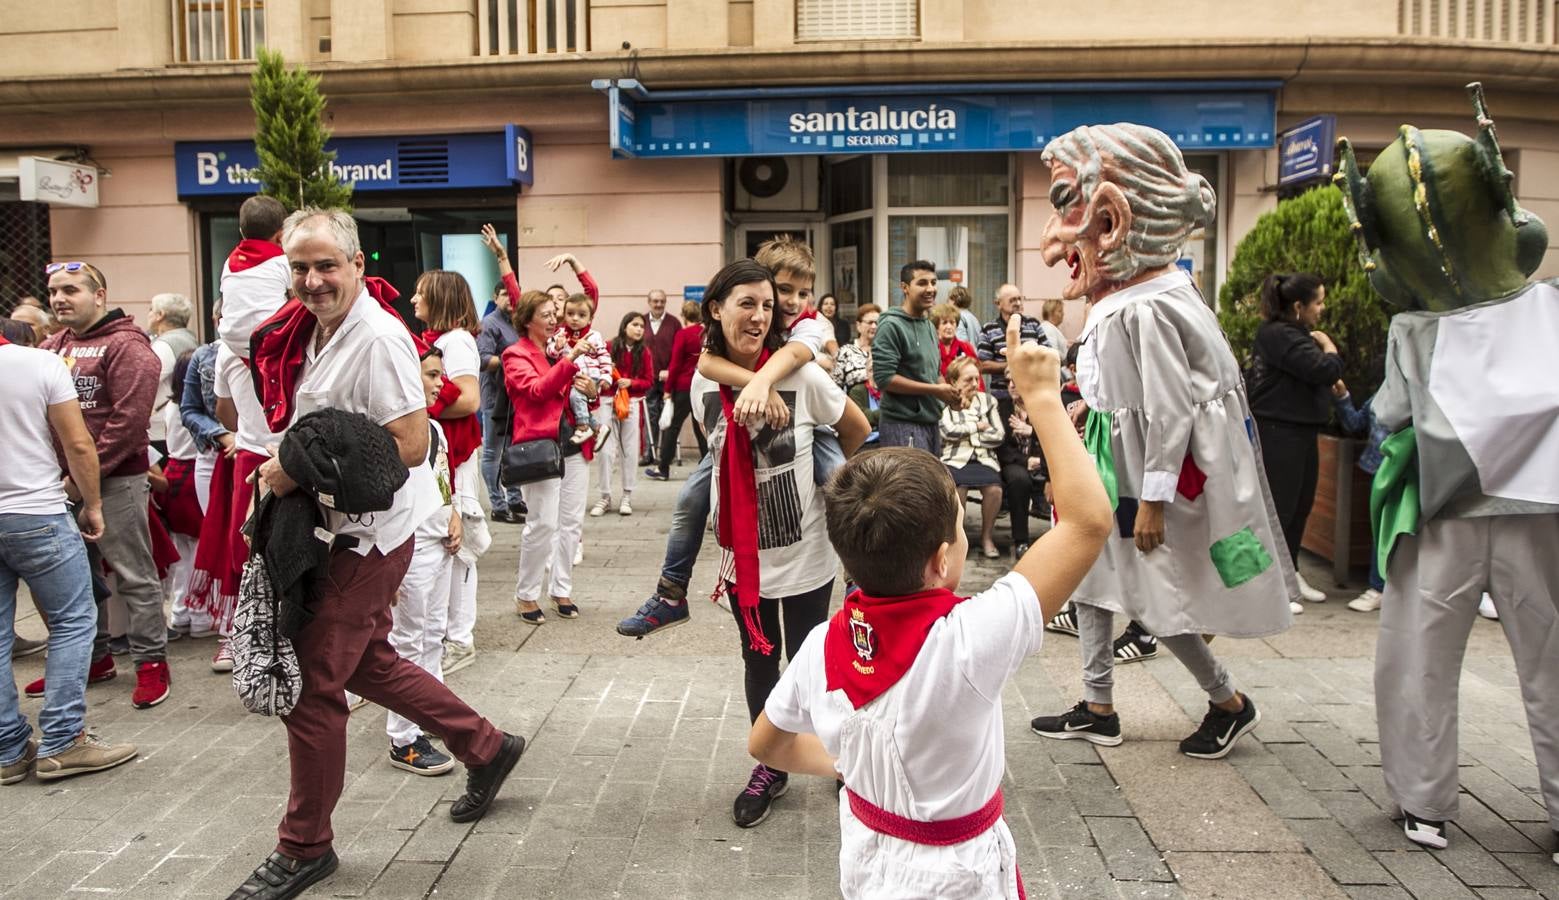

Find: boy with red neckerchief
749;316;1113;899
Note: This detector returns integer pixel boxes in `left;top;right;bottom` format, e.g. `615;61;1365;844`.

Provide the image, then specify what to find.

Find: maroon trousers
277;539;504;860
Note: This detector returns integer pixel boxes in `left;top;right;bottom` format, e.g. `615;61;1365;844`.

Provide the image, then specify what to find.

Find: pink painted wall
1014;153;1084;339
49;146;194;331
515;139;724;335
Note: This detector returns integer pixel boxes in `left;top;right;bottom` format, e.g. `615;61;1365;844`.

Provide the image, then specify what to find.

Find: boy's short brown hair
824;448;960;597
929;303;960;326
564;293;595;314
754;234;815;283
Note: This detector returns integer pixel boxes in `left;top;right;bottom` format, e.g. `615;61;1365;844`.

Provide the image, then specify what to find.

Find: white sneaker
1403;812;1449;849
619;498;633;516
574;541;583;565
1347;588;1382;613
440;640;477;677
1478;593;1499;620
590;498;609;517
1290;601;1305;615
1297;574;1327;603
593;420;613;453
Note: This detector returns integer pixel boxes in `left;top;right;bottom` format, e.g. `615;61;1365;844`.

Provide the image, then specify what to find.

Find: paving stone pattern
4;472;1555;898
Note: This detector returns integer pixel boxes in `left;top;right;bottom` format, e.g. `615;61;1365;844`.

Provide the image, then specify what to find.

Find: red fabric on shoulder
226;238;285;273
824;585;967;709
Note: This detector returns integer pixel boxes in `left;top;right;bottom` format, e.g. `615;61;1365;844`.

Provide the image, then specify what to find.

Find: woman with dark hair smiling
595;311;654;516
817;293;849;348
1248;272;1343;609
689;259;870;829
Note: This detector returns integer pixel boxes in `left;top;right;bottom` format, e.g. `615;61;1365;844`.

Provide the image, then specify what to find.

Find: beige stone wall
1509;148;1559;282
394;0;475;58
593;0;668;50
0;0;120;77
961;0;1399;41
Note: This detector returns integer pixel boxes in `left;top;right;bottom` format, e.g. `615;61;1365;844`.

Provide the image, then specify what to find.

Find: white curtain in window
796;0;918;41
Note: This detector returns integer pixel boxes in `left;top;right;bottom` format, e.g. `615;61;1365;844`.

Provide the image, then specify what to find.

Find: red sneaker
24;653;117;699
131;661;171;709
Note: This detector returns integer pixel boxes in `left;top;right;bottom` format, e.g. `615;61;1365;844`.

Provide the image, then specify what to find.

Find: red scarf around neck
252;276;406;432
226;238;285;273
716;349;773;655
824;585;967;709
420;327;483;472
0;333;10;347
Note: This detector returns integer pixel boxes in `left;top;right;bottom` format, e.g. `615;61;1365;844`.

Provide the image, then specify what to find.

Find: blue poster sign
1278;115;1337;186
595;80;1278;159
682;284;706;303
174;129;533;197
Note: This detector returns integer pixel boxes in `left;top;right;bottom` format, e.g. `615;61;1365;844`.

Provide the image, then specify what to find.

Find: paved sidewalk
3;469;1556;899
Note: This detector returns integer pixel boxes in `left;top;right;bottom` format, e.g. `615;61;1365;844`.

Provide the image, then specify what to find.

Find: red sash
846;788;1024;898
824;586;966;709
716;377;771;654
421;328;483;472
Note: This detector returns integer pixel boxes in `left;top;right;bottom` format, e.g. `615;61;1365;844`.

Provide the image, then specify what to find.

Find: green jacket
870;305;943;425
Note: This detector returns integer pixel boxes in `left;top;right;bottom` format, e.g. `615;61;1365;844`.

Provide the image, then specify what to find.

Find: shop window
826;156;872;214
479;0;589;55
888;153;1009;208
796;0;918;42
887;214;1008;321
172;0;266;62
827;217;872;315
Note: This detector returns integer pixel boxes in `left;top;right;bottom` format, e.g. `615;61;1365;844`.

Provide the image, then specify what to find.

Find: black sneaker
1045;606;1079;637
733;764;789;828
1402;811;1449;849
1012;542;1031;561
1031;701;1123;747
390;736;456;776
226;849;338;899
450;732;525;823
1179;696;1261;759
1113;622;1158;664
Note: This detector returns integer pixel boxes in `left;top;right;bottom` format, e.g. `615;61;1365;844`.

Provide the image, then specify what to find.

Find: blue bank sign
1277;115;1337;186
596;80;1277;159
174;126;534;197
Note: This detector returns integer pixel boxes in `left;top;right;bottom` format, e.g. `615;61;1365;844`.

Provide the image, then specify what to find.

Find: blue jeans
654;431;847;600
481;415;523;514
0;512;97;761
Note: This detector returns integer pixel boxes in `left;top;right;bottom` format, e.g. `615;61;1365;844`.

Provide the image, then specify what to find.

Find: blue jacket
179;341;228;453
1333;392;1387;475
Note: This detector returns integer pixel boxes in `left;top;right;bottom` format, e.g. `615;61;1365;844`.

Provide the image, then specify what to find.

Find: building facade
3;0;1559;334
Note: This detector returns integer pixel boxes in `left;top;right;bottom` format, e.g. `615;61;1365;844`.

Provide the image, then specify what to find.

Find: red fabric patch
1176;453;1207;502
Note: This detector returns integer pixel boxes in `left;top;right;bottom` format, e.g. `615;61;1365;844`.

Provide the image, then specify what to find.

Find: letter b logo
196;152;220;185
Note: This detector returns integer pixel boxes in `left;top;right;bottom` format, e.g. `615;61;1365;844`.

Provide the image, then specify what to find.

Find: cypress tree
250;48;354;211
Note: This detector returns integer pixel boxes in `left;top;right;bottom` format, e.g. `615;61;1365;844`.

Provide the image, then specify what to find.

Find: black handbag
501;437;562;486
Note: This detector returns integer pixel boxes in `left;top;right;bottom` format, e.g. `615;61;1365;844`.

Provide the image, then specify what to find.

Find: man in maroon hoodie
41;261;171;709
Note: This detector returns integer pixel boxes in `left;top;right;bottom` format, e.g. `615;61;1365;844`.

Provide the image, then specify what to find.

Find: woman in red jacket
503;289;594;625
646;301;706;480
592;312;654;517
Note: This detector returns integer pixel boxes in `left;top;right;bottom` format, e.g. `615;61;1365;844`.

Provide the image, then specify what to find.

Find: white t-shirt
149;339;176;443
787;314;834;360
765;572;1046;899
289;289;440;556
435;329;480;381
690;362;845;597
0;345;77;516
214;343;281;455
415;420;454;542
163;400;198;461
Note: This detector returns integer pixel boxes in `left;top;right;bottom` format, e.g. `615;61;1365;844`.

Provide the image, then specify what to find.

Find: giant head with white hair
1039;123;1216;301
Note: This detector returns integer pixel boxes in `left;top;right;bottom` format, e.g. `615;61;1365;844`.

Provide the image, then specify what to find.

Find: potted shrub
1217;186;1390;582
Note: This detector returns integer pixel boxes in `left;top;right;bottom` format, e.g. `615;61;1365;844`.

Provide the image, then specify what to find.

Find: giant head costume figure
1334;82;1548;310
1040;124;1217;301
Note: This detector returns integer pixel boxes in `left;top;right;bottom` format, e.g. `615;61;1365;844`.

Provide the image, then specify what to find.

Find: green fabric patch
1084;408;1118;512
1370;427;1421;576
1209;527;1273;589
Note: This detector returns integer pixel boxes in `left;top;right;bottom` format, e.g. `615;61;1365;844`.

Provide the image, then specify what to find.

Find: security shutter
796;0;919;42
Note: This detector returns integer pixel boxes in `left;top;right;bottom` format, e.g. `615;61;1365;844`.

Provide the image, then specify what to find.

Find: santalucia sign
788;103;959;147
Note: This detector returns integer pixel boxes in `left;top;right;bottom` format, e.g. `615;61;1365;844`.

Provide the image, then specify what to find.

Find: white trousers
194;450;217;513
443;454;483;646
1376;513;1559;829
166;534;210;631
515;455;588;602
386;534;455;746
595;400;641;501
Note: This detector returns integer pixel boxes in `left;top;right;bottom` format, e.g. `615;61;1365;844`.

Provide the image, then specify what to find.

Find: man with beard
871;260;958;453
1026;123;1295;760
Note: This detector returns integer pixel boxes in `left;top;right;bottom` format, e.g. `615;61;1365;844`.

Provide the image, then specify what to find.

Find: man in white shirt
229;210;525;900
146;292;198;453
0;333;137;784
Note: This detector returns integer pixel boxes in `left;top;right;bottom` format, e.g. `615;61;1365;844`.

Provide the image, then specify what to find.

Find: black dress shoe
450;732;525;823
227;850;339;899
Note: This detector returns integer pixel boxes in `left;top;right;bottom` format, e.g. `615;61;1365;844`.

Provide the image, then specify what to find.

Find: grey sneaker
2;737;38;785
441;640;477;677
35;731;137;781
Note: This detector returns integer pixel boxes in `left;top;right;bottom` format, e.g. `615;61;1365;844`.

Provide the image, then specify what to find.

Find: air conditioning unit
731;156;819;212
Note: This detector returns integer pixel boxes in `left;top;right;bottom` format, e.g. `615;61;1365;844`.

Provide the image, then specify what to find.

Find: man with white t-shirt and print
616;236;843;640
0;326;140;784
227;209;523;900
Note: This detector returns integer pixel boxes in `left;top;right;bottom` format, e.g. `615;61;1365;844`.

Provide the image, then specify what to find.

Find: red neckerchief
0;333;10;347
561;324;590;343
226;238;284;273
252;276;406;432
938;339;964;372
421;326;484;471
790;307;819;326
825;585;967;709
716;349;773;655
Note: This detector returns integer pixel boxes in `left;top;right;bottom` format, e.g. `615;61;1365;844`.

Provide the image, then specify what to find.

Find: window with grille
477;0;589;55
796;0;919;42
1398;0;1553;42
0;202;52;315
171;0;266;62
